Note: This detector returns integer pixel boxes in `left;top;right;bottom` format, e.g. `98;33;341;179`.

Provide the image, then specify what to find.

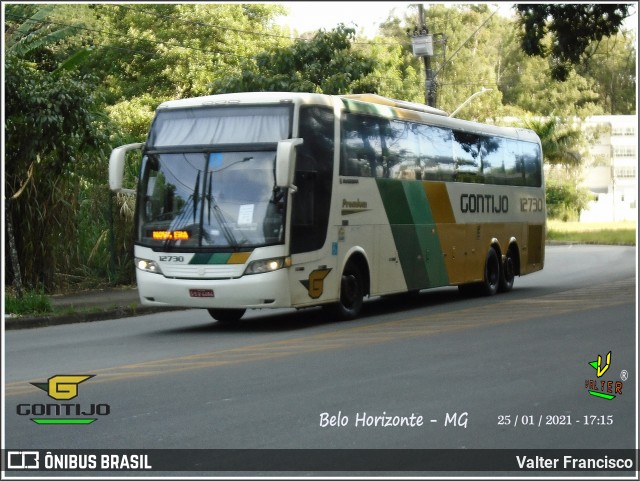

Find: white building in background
579;115;637;222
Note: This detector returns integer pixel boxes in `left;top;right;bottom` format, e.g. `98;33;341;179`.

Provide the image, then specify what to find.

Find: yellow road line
5;278;634;397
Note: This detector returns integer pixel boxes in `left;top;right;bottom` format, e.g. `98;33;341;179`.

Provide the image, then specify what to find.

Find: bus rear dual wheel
459;247;515;296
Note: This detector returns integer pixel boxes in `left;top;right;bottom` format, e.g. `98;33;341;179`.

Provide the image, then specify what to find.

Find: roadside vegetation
5;290;51;316
547;221;636;246
7;220;635;317
4;3;636;299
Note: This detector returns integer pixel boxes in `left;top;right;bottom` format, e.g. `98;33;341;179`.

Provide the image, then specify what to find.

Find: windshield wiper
205;171;239;248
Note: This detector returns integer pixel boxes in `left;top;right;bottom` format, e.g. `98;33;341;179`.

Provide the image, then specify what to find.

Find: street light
448;87;493;118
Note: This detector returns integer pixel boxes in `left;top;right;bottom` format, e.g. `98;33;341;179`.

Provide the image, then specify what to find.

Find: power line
5;12;257;62
106;4;401;48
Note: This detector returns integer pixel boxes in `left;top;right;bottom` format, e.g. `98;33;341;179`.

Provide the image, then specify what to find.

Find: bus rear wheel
481;248;500;296
208;308;246;323
499;248;516;293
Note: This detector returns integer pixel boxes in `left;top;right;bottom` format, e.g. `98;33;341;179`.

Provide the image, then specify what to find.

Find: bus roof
156;91;331;109
340;94;449;117
155;91;540;144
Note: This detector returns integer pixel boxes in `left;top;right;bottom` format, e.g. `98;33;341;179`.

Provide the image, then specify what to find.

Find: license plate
189;289;214;298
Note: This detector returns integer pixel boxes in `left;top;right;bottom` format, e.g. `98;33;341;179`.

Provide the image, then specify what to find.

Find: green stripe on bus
189;253;231;264
189;252;252;265
376;179;449;290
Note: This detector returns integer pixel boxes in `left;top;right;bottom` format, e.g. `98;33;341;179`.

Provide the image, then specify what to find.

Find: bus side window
384;120;420;180
418;124;454;182
504;139;524;186
453;131;481;183
340;113;383;178
480;135;505;185
521;142;542;187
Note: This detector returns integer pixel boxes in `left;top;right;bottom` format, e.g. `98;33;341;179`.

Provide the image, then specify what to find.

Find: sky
272;2;515;37
273;1;416;37
273;2;637;38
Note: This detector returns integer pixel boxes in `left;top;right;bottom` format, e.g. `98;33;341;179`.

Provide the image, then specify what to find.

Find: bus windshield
137;151;286;249
136;104;292;250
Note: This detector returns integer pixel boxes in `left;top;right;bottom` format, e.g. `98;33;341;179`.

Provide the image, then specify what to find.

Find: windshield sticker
238;204;255;225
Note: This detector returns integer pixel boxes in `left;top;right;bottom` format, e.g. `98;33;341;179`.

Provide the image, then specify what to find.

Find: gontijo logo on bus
460;194;508;214
16;374;110;424
585;351;624;400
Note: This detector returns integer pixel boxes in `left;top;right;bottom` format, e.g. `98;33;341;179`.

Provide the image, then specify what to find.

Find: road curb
4;306;186;331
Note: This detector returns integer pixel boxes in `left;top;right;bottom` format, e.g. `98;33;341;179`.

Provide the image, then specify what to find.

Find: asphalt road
3;245;637;476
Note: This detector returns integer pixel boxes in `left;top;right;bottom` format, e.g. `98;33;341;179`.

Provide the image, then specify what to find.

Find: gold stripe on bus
433;222;544;285
423;182;456;224
227;252;252;264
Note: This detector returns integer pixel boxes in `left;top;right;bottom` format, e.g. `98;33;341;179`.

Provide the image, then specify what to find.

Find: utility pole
418;4;435;107
410;4;436;107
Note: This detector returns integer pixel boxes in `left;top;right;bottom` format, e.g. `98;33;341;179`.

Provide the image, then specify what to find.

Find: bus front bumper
136;269;292;309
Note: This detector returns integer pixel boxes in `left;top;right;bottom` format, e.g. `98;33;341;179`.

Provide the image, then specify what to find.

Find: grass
4;290;52;316
546;220;636;246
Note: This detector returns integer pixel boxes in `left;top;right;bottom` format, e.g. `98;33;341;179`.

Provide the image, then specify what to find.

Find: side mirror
275;138;303;189
109;143;144;194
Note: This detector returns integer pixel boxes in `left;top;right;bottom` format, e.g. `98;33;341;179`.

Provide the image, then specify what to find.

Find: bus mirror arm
276;138;303;190
109;142;144;194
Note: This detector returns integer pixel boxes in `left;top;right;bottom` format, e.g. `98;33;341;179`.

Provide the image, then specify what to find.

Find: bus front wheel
208;308;246;323
328;263;365;321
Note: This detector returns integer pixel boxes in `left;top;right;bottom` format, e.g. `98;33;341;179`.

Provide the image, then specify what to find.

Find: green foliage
5;6;112;291
210;25;376;94
5;289;52;315
82;3;288;102
576;30;636;115
545;179;593;221
3;2;636;294
522;117;583;167
515;4;631;81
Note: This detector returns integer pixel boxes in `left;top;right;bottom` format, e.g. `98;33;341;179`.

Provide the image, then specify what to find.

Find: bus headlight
244;257;291;275
135;257;163;275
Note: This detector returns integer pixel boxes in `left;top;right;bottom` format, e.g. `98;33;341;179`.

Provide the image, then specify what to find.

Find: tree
5;5;110;291
375;4;510;120
83;3;288;103
210;25;377;94
523;117;591;221
577;30;636;114
515;4;633;81
523;117;583;168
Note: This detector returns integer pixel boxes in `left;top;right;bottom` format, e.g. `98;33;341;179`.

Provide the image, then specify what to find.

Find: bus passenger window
341;113;383;177
385;120;420;180
453;131;481;183
521;142;542;187
417;124;454;181
480;136;505;185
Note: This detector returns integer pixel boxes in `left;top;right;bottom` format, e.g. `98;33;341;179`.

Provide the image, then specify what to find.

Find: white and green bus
109;92;545;322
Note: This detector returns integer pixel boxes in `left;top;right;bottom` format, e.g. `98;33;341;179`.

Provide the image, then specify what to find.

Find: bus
109;92;545;322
